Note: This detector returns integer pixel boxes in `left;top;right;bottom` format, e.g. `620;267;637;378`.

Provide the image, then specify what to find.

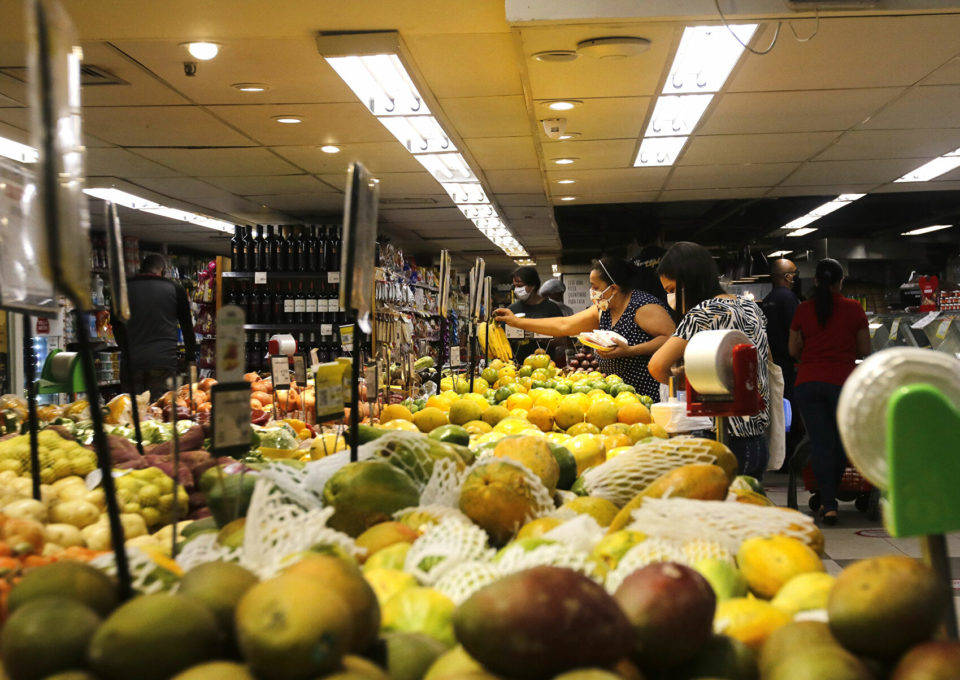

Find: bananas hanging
477;321;513;361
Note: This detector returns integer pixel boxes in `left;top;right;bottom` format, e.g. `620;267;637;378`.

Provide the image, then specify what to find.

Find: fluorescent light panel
894;147;960;183
83;188;233;232
0;135;39;164
380;115;455;154
768;250;793;257
902;224;953;236
780;194;865;230
787;227;818;237
326;54;428;117
645;94;714;137
634;136;689;167
441;182;488;205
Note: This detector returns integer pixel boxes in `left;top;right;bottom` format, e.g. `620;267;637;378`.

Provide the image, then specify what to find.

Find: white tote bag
766;360;786;470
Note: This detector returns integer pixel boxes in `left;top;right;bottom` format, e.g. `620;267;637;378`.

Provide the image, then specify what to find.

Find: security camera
541;117;567;140
183;61;198;77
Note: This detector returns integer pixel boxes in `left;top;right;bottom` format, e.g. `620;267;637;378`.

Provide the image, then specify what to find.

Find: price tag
890;318;901;338
936;319;952;339
254;271;267;285
533;333;552;339
505;325;524;339
340;325;354;352
365;366;378;392
216;305;245;382
292;355;306;384
328;271;341;284
450;347;461;367
314;362;346;422
210;382;253;456
270;356;291;389
321;323;333;336
911;311;940;329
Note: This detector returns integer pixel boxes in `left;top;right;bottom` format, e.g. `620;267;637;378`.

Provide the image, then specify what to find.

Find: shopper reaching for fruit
495;257;674;401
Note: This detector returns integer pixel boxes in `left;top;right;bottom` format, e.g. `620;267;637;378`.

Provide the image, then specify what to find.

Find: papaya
323;461;420;537
358;424;387;444
607;464;730;533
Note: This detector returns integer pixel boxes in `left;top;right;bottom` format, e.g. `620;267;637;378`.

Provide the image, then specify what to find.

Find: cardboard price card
270;356;291;389
210;383;252;457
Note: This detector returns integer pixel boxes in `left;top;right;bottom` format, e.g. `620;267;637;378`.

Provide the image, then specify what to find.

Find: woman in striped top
648;242;771;479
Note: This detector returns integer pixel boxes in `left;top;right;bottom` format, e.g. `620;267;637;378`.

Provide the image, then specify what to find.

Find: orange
425;395;450;412
505;392;533;412
603;433;632;452
526;406;555;433
380;404;414;423
617;402;652;425
585;400;618;429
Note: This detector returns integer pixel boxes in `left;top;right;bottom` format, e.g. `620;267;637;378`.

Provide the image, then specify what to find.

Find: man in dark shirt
508;266;561;363
120;254;196;400
762;258;801;468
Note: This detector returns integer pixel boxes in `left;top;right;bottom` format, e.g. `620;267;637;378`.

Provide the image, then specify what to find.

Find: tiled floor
763;472;960;622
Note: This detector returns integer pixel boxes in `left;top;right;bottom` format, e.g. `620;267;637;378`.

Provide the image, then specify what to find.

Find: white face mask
666;292;676;310
514;286;530;301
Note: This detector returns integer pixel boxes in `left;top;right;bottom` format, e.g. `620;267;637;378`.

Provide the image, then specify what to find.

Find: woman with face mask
495;257;675;401
648;242;772;479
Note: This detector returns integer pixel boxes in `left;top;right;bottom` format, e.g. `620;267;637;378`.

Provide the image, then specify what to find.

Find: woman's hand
597;336;633;359
493;308;517;325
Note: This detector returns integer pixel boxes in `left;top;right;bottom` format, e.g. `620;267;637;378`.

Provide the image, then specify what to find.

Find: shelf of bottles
228;223;356;374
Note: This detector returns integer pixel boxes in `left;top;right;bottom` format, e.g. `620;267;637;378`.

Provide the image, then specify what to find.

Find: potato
57;483;88;502
3;498;48;522
44;522;85;547
51;476;86;493
81;523;111;551
84;488;106;511
119;512;148;538
49;499;101;528
0;470;17;483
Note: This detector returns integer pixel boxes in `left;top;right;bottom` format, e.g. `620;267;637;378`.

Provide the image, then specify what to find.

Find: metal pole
22;316;41;501
921;534;959;640
349;321;361;463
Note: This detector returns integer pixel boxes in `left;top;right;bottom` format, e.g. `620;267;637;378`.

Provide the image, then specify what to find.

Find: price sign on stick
292;355;307;385
271;356;291;389
216;305;246;382
210;383;252;457
315;362;346;422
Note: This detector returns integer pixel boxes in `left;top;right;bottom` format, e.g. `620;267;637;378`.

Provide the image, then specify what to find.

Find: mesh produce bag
623;497;819;554
461;456;557;521
92;546;179;595
433;560;504;605
580;437;729;507
419;458;465;507
495;541;599;581
604;537;687;593
175;532;241;574
258;460;326;509
362;431;466;491
404;517;494;585
542;513;606;554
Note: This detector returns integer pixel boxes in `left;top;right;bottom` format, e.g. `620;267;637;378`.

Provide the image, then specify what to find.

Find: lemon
714;597;791;651
737;535;825;599
771;572;836;616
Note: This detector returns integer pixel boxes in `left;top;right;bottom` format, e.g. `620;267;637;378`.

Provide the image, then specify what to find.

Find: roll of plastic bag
684;329;751;396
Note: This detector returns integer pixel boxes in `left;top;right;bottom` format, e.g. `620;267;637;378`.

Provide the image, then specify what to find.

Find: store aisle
764;472;960;622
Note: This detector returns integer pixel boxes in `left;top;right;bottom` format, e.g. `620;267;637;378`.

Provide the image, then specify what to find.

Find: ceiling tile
465;137;539;170
921;56;960;86
126;176;242;200
271;142;423;175
503;205;551;220
407;33;523;98
545;167;670;193
565;191;660;204
874;179;960;193
730;15;960;92
681;132;839;165
380;207;465;223
86;148;181;177
859;85;960;130
200;174;338;196
532;97;651;141
657;188;768;202
540;139;636;170
520;22;677;99
439;96;531;138
80;42;190;106
699;89;902;135
110;38;356;106
318;172;448;196
133;147;300;176
83;106;252;146
766;184;877;197
779;159;922;186
813;128;960;161
496;193;548;206
206;103;394;146
0;106;27;129
485;169;545;193
246;193;345;213
666;163;798;190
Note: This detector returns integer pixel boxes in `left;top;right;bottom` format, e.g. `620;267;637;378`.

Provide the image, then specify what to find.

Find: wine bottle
254;225;267;271
242;225;255;271
231;225;243;271
318;225;329;275
307;225;320;271
271;284;283;324
330;323;342;358
236;282;249;321
264;225;277;272
273;226;287;272
326;225;340;272
305;281;318;324
245;332;256;373
259;285;273;324
283;281;295;324
285;226;298;272
294;281;306;324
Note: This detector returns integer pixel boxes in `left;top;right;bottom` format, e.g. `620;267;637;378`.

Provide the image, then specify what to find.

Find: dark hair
657;242;725;318
591;257;634;292
141;254;167;274
511;266;540;289
813;258;844;327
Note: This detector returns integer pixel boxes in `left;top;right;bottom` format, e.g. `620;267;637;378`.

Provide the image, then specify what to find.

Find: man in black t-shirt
508;266;561;363
762;258;801;469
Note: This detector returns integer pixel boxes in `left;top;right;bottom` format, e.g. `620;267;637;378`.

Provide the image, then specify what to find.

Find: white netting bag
258;461;325;509
299;448;374;499
404;517;493;585
393;504;473;527
624;497;819;554
361;431;465;491
461;456;557;522
91;546;178;595
682;538;734;565
604;537;687;593
419;457;464;507
580;437;728;507
175;532;242;574
241;478;359;579
494;541;599;581
433;560;504;605
542;514;606;554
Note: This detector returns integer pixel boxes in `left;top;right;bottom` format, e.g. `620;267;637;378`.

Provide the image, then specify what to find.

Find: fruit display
567;348;599;371
476;322;513;361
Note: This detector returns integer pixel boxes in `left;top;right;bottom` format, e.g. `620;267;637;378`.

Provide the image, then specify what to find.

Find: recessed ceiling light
576;36;652;59
552;158;577;165
184;42;220;61
545;100;581;111
320;145;341;154
902;224;953;236
532;50;578;62
556;179;576;184
557;132;581;140
273;115;303;124
559;196;576;201
232;83;269;92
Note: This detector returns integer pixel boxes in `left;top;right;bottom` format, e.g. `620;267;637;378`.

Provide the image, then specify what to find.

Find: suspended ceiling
1;0;960;271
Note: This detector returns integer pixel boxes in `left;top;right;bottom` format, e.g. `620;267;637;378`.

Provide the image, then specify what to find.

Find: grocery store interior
0;1;959;677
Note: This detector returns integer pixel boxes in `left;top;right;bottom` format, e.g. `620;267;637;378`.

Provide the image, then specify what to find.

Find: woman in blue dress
494;257;675;401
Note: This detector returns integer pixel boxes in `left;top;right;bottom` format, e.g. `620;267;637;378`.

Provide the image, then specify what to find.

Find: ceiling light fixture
633;23;756;168
184;42;220;61
532;50;578;62
232;83;269;92
559;196;576;201
319;32;529;258
576;36;651;60
557;132;581;140
902;224;954;236
786;227;818;237
320;145;341;154
515;258;536;266
768;250;793;257
273;115;303;124
83;187;234;232
0;135;38;163
894;147;960;183
552;158;577;165
545;100;581;111
556;179;576;184
779;193;865;230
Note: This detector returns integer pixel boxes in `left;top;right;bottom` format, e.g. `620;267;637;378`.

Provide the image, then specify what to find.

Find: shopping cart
787;435;881;521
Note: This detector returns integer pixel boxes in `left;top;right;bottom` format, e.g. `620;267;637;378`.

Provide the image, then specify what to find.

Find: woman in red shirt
789;258;871;524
